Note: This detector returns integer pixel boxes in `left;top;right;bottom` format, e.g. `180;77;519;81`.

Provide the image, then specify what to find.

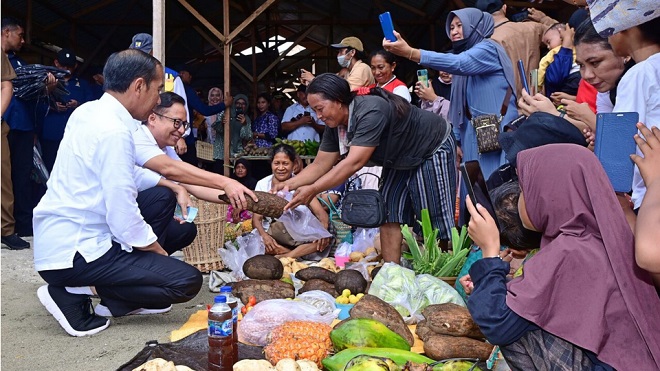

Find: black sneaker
37;285;110;337
1;233;30;250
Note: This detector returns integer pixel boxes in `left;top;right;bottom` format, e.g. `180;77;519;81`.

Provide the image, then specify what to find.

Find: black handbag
466;87;512;153
340;173;387;228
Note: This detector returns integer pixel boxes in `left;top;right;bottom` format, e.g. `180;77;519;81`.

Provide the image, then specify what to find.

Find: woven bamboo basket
195;141;214;162
182;196;227;272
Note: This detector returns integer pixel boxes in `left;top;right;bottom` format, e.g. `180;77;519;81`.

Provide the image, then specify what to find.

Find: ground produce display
214;212;490;371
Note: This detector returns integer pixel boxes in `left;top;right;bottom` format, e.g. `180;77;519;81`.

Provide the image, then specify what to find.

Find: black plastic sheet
12;64;69;101
117;330;208;371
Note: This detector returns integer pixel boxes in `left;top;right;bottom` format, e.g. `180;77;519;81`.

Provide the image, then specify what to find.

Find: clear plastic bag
217;230;265;280
237;299;336;346
278;205;332;242
352;228;379;253
368;263;465;324
296;290;340;316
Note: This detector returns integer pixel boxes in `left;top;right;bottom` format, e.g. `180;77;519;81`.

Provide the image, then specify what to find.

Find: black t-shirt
320;95;451;170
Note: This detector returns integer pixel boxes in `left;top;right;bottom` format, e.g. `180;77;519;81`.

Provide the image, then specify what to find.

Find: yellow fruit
339;296;350;304
335;297;343;304
342;289;351;298
356;293;365;299
349;295;358;304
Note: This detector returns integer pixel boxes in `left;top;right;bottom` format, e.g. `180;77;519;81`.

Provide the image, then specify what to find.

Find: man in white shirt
33;49;203;337
134;92;250;254
281;84;325;142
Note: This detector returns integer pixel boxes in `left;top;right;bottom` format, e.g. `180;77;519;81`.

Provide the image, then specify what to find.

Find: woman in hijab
464;144;660;370
204;87;222;144
384;8;517;179
212;93;253;173
231;158;257;190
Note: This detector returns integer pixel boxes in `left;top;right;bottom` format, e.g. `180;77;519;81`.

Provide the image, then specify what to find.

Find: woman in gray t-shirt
273;73;457;263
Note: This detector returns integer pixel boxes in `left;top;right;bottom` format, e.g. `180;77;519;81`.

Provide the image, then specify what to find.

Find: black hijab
231;158;258;190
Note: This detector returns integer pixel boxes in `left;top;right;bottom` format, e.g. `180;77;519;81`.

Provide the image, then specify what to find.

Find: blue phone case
594;112;639;193
518;60;530;94
379;12;397;42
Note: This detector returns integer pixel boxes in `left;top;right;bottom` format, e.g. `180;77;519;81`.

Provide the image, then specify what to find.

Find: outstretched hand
284;185;318;211
224;179;258;210
382;31;412;58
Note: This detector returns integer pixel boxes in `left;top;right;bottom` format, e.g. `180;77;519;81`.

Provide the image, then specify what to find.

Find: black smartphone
460;160;499;228
511;10;529;23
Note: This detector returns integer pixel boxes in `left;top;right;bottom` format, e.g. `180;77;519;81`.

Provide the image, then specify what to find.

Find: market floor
0;244;217;371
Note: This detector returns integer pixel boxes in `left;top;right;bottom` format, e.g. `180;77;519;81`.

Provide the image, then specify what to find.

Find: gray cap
129;33;153;53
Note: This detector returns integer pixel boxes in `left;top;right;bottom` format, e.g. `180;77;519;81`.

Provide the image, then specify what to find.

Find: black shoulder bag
339;96;395;228
466;86;512;153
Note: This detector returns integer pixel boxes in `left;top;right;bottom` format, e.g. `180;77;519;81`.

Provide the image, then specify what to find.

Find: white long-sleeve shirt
33;94;157;271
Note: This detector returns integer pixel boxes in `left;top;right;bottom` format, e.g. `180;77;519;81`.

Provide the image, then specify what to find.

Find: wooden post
223;0;231;177
153;0;165;67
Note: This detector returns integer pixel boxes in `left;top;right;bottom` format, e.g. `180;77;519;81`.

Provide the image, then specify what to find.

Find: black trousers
7;129;34;236
40;138;60;173
39;245;202;316
136;186;198;255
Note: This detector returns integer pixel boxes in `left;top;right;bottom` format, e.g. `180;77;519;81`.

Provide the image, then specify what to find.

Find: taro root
295;266;337;284
349;294;414;347
422;303;484;339
299;279;336;297
218;191;287;218
232;279;294;305
334;269;367;295
423;334;493;361
243;255;284;280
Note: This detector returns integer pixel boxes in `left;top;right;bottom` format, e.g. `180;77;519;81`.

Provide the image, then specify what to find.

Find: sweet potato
243;255;284;280
299;279;336;297
348;294;414;347
232;279;294;305
423;334;494;361
218;191;287;218
422;303;484;339
295;267;336;284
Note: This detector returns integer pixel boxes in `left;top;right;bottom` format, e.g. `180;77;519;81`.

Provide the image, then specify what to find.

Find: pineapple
223;223;239;243
264;321;332;368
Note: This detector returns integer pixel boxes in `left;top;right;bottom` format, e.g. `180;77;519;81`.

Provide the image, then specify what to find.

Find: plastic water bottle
220;286;239;364
208;295;233;371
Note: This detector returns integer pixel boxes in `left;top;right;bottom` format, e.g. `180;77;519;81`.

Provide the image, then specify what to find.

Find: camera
235;107;244;115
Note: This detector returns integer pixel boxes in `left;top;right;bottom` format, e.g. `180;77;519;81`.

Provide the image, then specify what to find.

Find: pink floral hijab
507;144;660;370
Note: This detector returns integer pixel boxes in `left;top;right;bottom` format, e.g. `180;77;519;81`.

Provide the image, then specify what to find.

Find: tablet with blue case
594;112;639;193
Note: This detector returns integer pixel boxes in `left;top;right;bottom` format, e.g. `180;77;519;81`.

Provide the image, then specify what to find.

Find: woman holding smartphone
464;144;660;370
384;7;517;179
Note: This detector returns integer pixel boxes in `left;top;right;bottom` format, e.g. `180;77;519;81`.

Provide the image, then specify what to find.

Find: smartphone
174;205;198;223
517;60;530;94
416;69;429;88
594;112;639;193
379;12;397;42
511;10;529;23
460;161;499;228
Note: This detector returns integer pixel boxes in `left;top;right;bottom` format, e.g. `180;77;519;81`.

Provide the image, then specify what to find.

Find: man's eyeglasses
152;111;189;130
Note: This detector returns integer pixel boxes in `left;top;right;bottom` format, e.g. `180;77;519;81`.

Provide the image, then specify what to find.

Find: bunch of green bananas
275;138;318;156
